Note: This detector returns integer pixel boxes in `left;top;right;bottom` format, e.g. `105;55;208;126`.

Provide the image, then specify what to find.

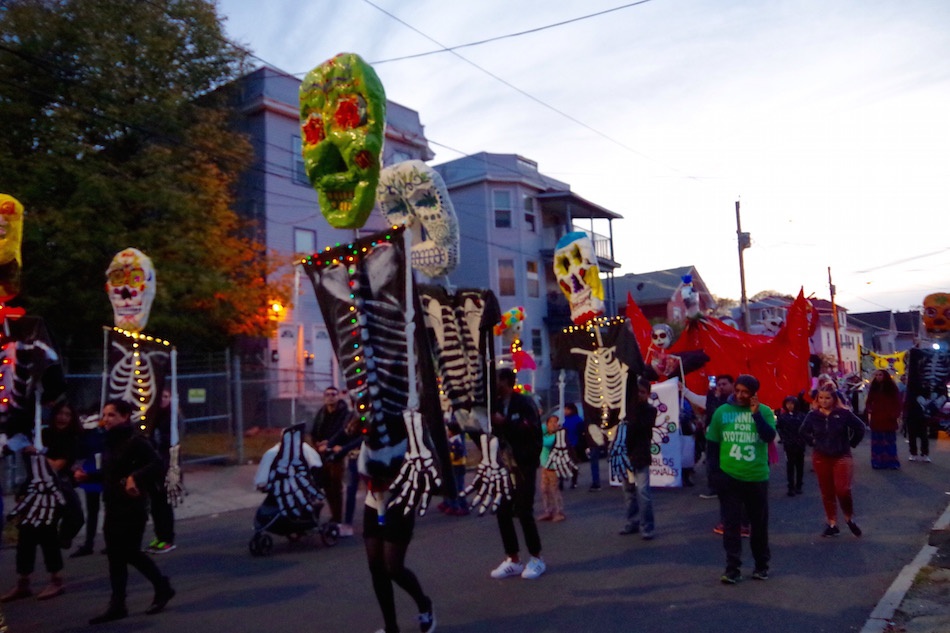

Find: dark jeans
588;445;602;486
496;466;541;559
907;419;930;457
82;490;101;549
148;483;175;544
16;523;63;575
718;474;769;574
785;446;805;491
344;456;359;525
323;460;345;523
104;511;165;601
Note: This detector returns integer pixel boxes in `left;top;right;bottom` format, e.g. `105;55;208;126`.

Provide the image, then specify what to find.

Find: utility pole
735;200;752;332
828;266;844;374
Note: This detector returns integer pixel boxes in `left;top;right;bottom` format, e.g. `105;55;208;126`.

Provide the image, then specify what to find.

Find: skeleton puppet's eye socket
303;114;325;145
925;308;937;318
108;269;127;286
334;95;367;130
128;267;146;286
555;255;570;274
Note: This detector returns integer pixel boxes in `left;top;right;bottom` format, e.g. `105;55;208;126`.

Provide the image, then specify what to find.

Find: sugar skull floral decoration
300;52;386;229
554;231;604;325
105;248;156;333
0;194;25;303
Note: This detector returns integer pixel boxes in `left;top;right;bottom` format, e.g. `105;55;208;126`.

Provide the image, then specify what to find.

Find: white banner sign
649;378;682;488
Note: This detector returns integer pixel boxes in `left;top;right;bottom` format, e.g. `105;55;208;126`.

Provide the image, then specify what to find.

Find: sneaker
822;524;840;537
846;520;862;537
618;525;639;535
588;485;602;492
922;456;932;463
150;542;177;554
521;556;546;580
699;492;718;499
751;568;769;581
720;570;742;584
147;538;161;551
418;602;436;633
551;513;566;523
909;455;919;462
641;531;655;541
338;524;354;537
713;523;724;535
490;557;525;579
537;512;554;521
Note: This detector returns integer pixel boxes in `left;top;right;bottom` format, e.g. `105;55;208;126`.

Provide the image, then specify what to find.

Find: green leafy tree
0;0;288;361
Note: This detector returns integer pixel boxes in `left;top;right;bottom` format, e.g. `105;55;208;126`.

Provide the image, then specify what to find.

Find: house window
523;195;536;232
531;328;543;359
291;135;308;185
493;190;512;228
294;228;316;254
526;261;539;298
498;259;515;296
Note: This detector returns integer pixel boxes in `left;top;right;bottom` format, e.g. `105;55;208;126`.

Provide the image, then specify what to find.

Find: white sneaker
521;556;546;580
338;524;354;537
489;557;525;579
909;455;919;461
923;456;932;463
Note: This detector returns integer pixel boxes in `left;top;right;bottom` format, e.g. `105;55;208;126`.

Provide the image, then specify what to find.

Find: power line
369;0;656;65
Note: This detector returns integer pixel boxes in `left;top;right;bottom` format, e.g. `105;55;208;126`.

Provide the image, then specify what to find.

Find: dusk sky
216;0;950;314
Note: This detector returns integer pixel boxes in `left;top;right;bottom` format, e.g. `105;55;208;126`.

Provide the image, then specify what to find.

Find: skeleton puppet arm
608;421;633;482
545;428;577;479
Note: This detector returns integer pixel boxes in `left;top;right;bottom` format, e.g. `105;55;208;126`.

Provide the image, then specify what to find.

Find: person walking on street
775;396;807;496
311;386;360;535
619;377;657;539
488;368;545;580
76;400;174;624
865;370;902;470
144;387;177;554
699;375;735;499
705;374;776;584
800;385;867;537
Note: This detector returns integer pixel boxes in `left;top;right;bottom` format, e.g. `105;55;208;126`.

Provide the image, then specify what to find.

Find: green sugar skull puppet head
105;247;156;333
300;52;386;229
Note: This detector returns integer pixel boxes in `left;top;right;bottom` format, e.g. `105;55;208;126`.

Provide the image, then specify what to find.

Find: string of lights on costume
0;195;67;532
905;293;950;433
101;248;183;506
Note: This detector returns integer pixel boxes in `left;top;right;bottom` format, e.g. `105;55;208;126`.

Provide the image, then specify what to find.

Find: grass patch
182;431;280;464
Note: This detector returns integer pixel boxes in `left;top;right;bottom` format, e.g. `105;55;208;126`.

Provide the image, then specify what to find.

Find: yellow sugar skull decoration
105;248;156;333
922;293;950;337
0;194;24;303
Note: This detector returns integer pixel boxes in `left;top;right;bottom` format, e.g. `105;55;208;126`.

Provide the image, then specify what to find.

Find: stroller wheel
322;524;339;547
259;534;273;556
249;533;263;556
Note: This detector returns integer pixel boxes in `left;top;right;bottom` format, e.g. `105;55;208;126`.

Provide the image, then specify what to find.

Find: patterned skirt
870;431;900;470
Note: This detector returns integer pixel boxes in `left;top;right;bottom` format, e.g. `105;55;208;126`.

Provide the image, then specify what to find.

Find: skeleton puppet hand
8;455;65;526
463;434;512;515
388;409;442;517
165;444;186;507
545;428;578;479
608;421;633;482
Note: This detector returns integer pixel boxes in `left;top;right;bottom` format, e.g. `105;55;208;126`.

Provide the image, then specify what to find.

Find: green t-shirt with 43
706;402;776;482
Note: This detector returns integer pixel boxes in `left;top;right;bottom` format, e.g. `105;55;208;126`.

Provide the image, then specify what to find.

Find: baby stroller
249;424;340;556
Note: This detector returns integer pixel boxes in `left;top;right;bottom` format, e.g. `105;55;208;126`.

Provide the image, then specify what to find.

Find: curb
860;499;950;633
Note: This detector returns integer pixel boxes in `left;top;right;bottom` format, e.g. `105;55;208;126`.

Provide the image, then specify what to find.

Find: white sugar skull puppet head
377;160;460;278
553;232;604;325
105;247;156;333
0;194;25;303
648;323;681;380
299;52;386;230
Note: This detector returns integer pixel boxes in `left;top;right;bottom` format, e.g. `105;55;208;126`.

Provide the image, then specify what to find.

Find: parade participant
538;413;565;523
488;368;545;580
705;374;776;584
699;375;734;500
775;396;807;495
145;387;178;553
71;413;106;558
865;370;901;469
76;400;173;624
310;385;360;532
800;385;866;537
619;377;657;539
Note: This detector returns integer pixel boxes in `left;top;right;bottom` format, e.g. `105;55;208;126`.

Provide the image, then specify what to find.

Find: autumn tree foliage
0;0;288;356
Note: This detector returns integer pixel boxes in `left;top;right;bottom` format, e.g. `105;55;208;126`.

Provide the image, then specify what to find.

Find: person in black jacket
488;369;545;580
76;399;174;624
775;396;807;496
800;385;866;538
310;386;358;527
619;377;658;539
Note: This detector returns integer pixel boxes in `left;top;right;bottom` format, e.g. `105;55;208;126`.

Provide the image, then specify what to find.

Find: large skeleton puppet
0;194;70;537
905;293;950;433
551;232;645;481
101;248;183;506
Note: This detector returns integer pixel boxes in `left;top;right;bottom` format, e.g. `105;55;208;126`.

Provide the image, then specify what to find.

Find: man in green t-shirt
705;374;776;584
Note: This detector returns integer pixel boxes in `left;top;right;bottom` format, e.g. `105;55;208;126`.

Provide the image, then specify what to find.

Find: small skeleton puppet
377;160;460;279
0;194;25;304
300;52;386;230
419;286;501;435
302;226;443;519
259;423;325;518
494;306;536;374
544;415;577;480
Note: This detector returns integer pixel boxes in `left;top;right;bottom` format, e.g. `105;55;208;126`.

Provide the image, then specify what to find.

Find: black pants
785;446;805;491
496;466;541;559
718;474;769;574
103;511;165;601
907;418;930;457
148;484;175;544
16;523;63;576
82;490;101;549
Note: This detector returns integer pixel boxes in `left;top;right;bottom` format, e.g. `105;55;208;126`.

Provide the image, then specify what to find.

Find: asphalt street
2;436;948;633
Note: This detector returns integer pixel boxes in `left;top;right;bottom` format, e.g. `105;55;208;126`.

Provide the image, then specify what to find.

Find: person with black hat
705;374;776;584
